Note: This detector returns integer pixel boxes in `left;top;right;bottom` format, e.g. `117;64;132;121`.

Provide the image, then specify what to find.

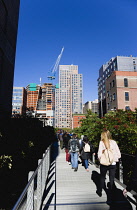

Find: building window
112;80;115;87
109;83;111;90
125;106;130;111
107;91;109;97
107;103;110;110
113;93;116;101
110;95;112;102
125;92;129;101
124;78;128;87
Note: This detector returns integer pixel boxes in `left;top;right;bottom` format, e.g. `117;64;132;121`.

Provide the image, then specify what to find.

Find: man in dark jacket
68;134;80;171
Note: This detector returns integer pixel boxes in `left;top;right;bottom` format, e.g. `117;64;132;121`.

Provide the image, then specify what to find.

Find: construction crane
47;47;64;80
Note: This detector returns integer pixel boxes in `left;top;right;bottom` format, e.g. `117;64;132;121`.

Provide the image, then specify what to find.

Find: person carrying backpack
68;134;80;172
80;135;95;172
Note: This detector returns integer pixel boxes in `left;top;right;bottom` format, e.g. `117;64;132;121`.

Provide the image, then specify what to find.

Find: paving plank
42;148;136;210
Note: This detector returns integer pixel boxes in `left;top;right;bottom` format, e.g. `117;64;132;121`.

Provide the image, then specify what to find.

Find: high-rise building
55;65;83;128
26;83;55;126
12;87;27;116
26;83;41;111
36;83;55;126
0;0;20;119
98;56;137;116
83;99;98;114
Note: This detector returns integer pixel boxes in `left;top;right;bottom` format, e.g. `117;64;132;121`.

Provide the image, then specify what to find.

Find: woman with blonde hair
96;130;121;197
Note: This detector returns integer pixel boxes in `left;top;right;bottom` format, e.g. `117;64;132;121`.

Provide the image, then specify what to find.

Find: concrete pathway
42;148;136;210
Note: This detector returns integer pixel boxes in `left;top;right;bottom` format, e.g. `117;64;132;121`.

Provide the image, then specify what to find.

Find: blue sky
14;0;137;103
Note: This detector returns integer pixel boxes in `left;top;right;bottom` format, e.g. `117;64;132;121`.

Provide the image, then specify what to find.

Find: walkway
42;148;136;210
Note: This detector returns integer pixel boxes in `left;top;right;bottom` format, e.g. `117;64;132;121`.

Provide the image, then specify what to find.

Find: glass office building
12;87;27;116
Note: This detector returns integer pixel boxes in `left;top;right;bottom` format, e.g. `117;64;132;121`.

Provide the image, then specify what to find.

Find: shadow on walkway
40;161;56;210
91;170;133;210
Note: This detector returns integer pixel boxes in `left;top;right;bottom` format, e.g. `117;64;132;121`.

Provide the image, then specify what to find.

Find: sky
14;0;137;103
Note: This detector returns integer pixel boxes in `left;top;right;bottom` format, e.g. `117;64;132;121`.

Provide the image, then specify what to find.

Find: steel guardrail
12;147;51;210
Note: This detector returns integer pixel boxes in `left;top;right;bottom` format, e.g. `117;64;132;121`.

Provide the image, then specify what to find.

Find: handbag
83;143;90;152
100;148;114;166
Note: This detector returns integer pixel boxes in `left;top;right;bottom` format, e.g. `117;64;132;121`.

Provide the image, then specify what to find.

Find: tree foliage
73;109;137;154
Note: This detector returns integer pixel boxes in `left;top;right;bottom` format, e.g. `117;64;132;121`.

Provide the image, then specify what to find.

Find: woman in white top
97;130;121;197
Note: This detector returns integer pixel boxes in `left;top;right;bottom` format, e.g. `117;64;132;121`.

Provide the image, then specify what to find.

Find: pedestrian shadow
91;170;103;193
105;182;133;210
91;170;133;210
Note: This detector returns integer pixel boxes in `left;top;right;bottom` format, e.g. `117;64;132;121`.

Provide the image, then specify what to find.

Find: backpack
83;143;90;152
100;148;114;166
70;139;79;152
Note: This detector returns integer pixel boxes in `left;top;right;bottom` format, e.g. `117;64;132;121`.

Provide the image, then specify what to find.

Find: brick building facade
72;114;86;129
106;71;137;111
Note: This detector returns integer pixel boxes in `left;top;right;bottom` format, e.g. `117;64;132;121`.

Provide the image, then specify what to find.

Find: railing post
92;153;95;164
42;152;46;194
26;171;34;210
45;150;48;180
37;159;42;210
119;159;123;183
54;160;56;210
48;147;51;171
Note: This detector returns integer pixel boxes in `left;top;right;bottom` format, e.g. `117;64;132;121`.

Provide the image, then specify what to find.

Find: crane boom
47;47;64;80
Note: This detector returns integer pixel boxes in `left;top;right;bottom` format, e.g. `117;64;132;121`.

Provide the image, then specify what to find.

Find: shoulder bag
100;148;114;166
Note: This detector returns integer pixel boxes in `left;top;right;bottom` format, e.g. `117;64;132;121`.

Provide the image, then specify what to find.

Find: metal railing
12;147;51;210
91;152;136;186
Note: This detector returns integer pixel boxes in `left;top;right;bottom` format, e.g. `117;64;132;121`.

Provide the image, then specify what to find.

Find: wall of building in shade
0;0;20;119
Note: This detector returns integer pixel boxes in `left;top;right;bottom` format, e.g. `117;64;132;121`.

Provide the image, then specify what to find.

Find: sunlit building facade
55;65;83;128
36;83;55;126
12;87;27;116
83;99;98;114
98;56;137;117
26;83;41;111
106;71;137;112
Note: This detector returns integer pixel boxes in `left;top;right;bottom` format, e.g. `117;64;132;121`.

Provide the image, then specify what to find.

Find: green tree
76;110;102;146
101;109;137;154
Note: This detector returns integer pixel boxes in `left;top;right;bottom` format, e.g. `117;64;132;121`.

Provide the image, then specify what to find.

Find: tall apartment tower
0;0;20;119
98;56;137;116
55;65;83;128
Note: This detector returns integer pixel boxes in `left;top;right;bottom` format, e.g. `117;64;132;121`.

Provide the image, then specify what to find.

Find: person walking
80;135;94;172
68;134;80;172
62;132;71;164
97;130;121;197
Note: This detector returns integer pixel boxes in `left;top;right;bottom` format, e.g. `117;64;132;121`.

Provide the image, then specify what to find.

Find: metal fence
12;147;51;210
91;152;136;186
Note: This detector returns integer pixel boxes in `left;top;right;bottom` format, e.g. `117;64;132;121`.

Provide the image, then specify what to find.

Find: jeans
84;159;88;169
100;164;116;192
70;152;78;169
